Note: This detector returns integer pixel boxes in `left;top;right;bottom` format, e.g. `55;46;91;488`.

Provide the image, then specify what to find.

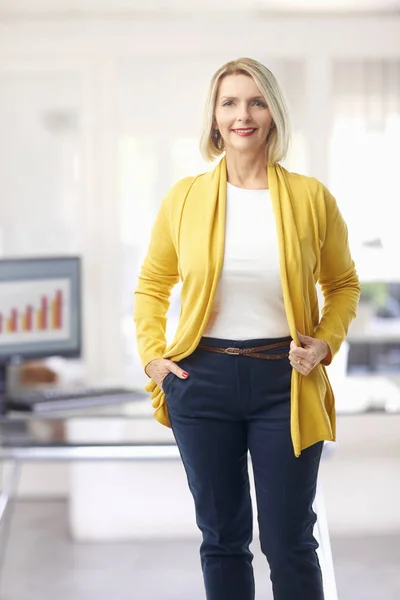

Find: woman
134;57;360;600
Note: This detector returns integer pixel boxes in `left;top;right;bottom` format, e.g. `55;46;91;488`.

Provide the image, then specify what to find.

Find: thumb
297;332;317;349
297;330;313;342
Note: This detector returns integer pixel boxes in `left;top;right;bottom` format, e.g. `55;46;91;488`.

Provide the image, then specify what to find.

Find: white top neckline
227;182;269;192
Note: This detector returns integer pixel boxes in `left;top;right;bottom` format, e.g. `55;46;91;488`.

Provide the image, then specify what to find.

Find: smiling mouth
232;128;256;136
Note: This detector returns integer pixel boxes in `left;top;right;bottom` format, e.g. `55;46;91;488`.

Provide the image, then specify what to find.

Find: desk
0;394;338;600
347;317;400;342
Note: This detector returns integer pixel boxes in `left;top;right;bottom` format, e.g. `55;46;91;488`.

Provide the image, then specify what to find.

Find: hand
288;331;330;376
145;358;189;391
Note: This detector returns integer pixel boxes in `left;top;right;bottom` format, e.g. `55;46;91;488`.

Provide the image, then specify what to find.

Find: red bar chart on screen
0;280;69;344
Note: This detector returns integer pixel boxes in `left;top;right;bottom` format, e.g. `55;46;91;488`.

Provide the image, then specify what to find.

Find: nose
238;103;252;122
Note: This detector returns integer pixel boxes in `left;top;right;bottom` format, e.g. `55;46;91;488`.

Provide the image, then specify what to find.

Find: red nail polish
182;372;189;378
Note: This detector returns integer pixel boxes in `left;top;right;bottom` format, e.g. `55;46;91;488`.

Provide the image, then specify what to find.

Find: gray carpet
0;501;399;599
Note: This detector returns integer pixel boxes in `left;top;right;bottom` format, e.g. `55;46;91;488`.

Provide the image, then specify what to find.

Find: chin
231;139;260;150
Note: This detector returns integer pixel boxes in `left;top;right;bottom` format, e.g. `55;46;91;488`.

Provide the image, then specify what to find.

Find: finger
290;360;303;372
164;360;188;380
292;345;311;357
295;346;317;364
288;349;309;363
290;361;306;373
174;367;189;379
290;340;298;351
289;351;311;367
289;360;309;375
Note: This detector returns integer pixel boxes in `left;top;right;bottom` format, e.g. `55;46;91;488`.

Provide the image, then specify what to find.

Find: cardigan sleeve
133;188;180;375
313;184;361;366
133;177;194;375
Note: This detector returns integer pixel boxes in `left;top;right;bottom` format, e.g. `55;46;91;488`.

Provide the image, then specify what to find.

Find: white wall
0;14;399;57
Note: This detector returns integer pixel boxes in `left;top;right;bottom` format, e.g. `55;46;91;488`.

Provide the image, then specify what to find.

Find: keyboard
6;387;139;413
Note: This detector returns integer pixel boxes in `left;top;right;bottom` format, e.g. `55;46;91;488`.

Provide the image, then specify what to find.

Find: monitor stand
0;364;7;415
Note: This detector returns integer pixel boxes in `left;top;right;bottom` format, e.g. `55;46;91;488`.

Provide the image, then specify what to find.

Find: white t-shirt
203;182;291;340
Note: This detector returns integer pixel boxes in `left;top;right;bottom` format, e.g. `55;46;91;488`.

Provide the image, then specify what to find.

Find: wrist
144;360;155;377
144;358;160;377
319;340;330;361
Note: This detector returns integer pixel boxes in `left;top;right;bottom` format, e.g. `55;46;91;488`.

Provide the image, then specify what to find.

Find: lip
232;128;257;137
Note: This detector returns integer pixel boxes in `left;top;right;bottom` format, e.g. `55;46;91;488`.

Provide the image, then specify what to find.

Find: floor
0;501;399;600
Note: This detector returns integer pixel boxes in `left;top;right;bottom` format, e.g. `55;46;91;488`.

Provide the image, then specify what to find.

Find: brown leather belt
197;340;289;361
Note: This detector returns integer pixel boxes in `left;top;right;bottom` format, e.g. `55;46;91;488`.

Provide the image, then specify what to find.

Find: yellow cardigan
134;157;361;457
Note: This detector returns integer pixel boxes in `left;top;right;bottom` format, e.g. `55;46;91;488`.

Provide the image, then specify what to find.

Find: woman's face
214;74;273;155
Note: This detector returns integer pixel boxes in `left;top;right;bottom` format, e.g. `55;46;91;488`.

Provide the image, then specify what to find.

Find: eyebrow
220;96;266;101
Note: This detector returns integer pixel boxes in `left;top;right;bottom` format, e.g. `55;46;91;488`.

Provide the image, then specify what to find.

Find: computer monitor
0;256;81;400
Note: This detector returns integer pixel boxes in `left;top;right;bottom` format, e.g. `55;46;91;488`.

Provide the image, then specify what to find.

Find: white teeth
234;129;254;132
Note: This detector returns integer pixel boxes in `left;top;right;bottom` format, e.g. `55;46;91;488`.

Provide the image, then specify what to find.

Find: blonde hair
199;57;291;164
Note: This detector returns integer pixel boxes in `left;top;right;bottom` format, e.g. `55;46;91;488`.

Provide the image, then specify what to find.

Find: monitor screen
0;256;81;363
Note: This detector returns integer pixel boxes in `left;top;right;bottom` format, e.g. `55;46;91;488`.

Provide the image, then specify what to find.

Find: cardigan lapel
193;157;227;333
267;162;304;454
196;157;226;332
268;163;305;345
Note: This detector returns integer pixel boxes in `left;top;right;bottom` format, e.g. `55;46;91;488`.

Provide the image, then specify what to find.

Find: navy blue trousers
163;335;324;600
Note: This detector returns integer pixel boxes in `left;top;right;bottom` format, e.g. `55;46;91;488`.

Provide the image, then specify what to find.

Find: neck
225;149;269;189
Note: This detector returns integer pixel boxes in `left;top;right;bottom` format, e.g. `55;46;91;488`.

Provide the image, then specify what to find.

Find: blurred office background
0;1;400;599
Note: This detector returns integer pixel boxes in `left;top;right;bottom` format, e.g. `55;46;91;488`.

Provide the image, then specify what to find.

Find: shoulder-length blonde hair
199;57;291;165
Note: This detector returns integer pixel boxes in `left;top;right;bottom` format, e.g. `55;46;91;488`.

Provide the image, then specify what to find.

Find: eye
222;101;233;107
253;100;267;107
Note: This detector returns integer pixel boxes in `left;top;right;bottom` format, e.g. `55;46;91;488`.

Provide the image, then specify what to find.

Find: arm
133;188;179;376
313;185;361;366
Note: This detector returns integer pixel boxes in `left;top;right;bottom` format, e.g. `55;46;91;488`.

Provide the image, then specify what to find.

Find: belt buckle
225;347;240;355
